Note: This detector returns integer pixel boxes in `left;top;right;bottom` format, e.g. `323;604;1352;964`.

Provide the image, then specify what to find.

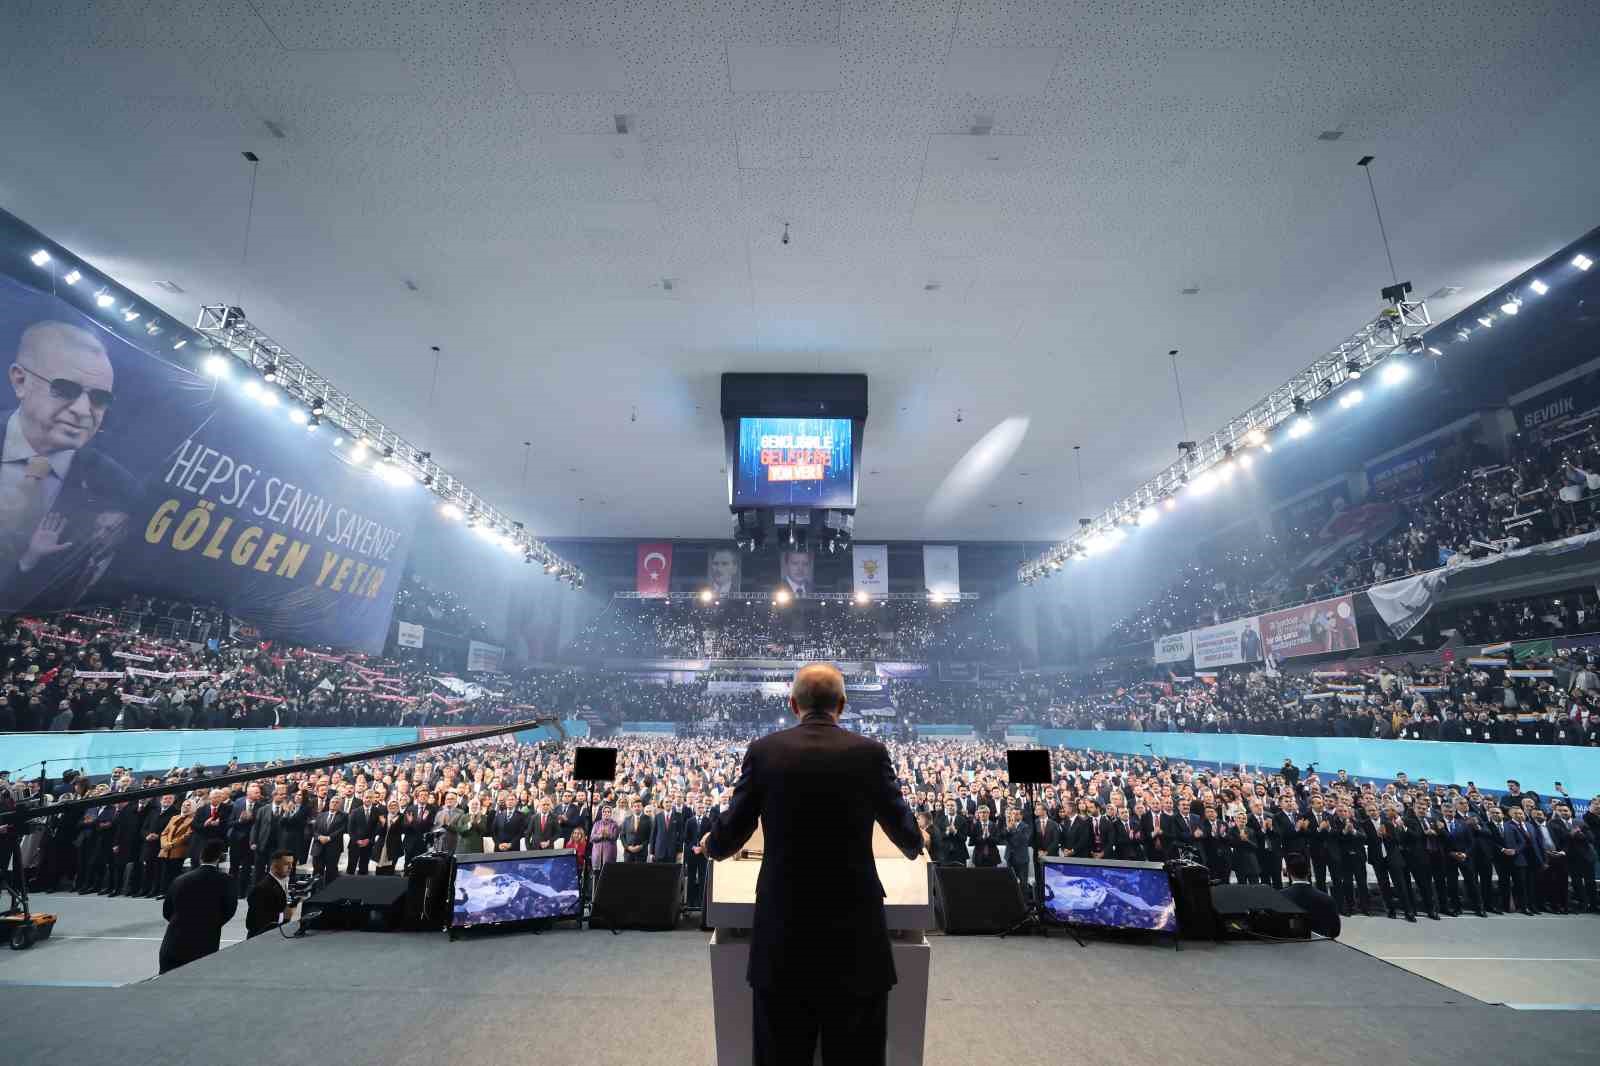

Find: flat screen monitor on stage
1040;858;1179;933
450;850;582;929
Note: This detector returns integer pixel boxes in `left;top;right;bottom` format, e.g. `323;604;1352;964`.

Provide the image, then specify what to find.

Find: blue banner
0;272;424;652
1366;440;1442;493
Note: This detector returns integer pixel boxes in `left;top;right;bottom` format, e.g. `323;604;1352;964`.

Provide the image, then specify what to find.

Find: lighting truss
1018;294;1431;583
193;304;580;582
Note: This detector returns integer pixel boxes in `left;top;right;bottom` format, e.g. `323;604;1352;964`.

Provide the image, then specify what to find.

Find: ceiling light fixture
29;249;51;266
1575;254;1593;271
1529;278;1549;296
62;269;81;285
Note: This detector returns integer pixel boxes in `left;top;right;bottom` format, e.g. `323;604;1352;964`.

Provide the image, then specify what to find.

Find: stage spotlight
288;407;309;425
29;249;50;266
1338;388;1364;409
1242;428;1266;448
1238;452;1254;470
855;590;870;605
350;443;369;464
1478;315;1494;328
1529;278;1549;296
307;416;320;432
1381;360;1410;386
241;379;262;399
378;462;413;487
440;502;463;520
122;308;140;322
775;588;791;606
172;339;186;350
1500;294;1521;315
1190;469;1218;495
1163;497;1177;511
311;397;326;416
1345;359;1363;380
545;562;558;573
95;289;115;308
259;387;279;407
262;363;278;383
699;589;713;604
1288;416;1313;439
1575;254;1593;271
204;354;230;378
62;269;81;285
1139;505;1159;525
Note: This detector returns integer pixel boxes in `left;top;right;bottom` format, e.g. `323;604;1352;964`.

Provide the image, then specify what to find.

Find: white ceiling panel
505;45;628;94
940;45;1062;96
728;44;842;93
272;49;414;95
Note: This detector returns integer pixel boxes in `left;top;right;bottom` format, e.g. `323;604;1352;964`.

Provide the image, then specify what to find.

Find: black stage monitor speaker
573;746;618;783
932;865;1027;935
1006;749;1051;786
1166;860;1215;940
1209;883;1310;940
305;874;411;930
591;861;682;931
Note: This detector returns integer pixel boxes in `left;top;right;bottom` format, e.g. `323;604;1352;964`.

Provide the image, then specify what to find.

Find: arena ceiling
2;0;1597;542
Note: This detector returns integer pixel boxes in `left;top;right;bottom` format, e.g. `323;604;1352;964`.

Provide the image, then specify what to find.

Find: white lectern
705;826;933;1066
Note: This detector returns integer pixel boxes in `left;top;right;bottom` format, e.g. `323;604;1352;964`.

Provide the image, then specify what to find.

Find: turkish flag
636;542;673;597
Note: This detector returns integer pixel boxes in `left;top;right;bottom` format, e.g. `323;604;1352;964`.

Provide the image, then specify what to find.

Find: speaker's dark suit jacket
704;716;921;994
159;864;237;971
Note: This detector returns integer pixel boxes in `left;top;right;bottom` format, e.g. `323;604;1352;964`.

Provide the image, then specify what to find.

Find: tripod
998;782;1081;944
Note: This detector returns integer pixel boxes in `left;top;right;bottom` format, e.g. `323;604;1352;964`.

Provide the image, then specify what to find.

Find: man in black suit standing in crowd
159;839;236;973
700;664;921;1066
1279;852;1340;939
936;800;968;865
229;783;263;898
402;789;437;864
1552;801;1597;912
622;799;652;862
683;799;709;908
532;797;562;851
343;789;371;876
310;797;346;884
490;795;526;852
1031;803;1060;859
968;805;1002;867
650;797;682;862
189;789;232;871
1002;807;1033;890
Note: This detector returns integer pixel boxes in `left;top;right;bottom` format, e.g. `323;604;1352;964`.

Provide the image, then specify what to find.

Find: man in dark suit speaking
0;320;137;612
159;839;237;973
700;663;921;1066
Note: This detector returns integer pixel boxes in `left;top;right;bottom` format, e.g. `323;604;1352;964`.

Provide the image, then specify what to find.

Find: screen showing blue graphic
1040;860;1178;932
733;416;854;507
450;852;582;928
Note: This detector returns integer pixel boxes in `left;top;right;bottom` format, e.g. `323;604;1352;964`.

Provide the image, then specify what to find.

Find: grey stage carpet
5;918;1600;1065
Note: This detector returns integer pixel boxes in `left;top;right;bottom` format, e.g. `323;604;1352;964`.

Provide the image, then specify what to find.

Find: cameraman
245;850;298;938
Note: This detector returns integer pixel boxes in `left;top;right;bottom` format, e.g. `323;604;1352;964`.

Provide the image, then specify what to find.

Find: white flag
853;544;888;596
923;545;960;598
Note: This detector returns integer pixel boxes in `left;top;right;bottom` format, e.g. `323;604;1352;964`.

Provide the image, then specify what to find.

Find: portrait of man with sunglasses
0;319;136;611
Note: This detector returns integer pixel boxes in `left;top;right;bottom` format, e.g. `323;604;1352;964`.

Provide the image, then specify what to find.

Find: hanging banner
779;550;814;597
923;545;960;598
875;662;931;679
466;640;504;673
707;544;741;596
1153;631;1193;663
1259;595;1359;660
0;262;424;653
636;542;672;597
1190;616;1264;669
396;621;424;648
853;544;888;596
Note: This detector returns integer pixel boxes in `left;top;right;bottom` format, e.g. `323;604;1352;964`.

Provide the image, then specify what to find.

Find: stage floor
4;896;1599;1065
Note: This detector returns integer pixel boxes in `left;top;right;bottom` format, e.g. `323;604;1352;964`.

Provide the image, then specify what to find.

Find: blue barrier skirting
1;727;419;777
1037;729;1600;799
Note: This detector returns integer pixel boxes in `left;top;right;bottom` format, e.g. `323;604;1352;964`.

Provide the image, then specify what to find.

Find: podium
705;826;934;1066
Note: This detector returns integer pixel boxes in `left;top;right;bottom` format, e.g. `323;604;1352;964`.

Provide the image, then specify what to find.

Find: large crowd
1105;419;1600;649
9;736;1598;926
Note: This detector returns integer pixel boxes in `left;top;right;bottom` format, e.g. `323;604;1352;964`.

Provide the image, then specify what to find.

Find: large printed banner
396;621;424;648
1190;616;1264;670
875;662;931;679
1153;631;1193;664
1259;595;1359;660
853;543;888;596
0;274;422;652
923;545;960;598
636;541;672;596
466;640;504;673
1365;441;1442;494
707;544;741;595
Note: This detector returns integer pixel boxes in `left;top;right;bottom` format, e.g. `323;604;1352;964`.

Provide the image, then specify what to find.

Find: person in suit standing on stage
1226;809;1262;884
1443;798;1486;917
699;663;921;1066
401;789;437;865
159;839;237;973
1279;852;1340;939
1501;805;1543;915
228;783;263;899
310;796;346;884
1064;801;1095;858
490;794;527;852
683;800;710;908
1002;807;1033;889
1377;806;1417;921
244;850;297;938
342;789;372;876
1552;801;1597;912
967;804;1002;867
1107;806;1142;862
532;797;562;851
1032;803;1061;859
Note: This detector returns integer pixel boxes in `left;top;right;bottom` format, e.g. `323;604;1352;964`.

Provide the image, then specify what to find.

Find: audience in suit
159;839;237;973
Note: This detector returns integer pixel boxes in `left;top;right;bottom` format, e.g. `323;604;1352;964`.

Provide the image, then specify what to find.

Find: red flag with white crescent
636;542;673;597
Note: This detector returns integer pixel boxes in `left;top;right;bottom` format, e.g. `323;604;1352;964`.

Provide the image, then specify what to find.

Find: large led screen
732;416;854;508
450;852;581;928
1040;859;1178;933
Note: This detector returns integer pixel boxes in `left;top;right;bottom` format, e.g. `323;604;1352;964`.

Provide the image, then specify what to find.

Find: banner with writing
1191;616;1264;670
0;268;423;653
1153;631;1193;664
1259;595;1359;660
396;621;424;648
466;640;504;673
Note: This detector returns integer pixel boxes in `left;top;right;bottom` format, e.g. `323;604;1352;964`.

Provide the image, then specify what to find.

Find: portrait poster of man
0;270;423;651
708;545;741;595
780;550;813;598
